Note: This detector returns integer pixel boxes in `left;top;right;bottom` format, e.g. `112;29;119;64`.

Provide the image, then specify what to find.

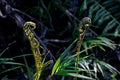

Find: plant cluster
0;0;120;80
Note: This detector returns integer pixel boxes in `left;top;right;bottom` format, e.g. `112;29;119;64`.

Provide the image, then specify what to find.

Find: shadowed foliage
0;0;120;80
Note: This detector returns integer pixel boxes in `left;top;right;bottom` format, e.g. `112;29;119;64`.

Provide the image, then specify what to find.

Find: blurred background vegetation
0;0;120;80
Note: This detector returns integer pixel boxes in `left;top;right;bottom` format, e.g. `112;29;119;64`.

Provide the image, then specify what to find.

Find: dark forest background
0;0;120;80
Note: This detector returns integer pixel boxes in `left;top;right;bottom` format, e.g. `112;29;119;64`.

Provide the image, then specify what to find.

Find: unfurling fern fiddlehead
77;17;91;58
23;21;53;80
74;17;91;80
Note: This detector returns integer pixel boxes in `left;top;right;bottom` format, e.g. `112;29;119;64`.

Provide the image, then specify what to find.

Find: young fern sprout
77;17;91;53
74;17;91;80
23;21;53;80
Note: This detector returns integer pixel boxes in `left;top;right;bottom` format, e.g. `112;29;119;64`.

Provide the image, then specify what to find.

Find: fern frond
87;0;120;35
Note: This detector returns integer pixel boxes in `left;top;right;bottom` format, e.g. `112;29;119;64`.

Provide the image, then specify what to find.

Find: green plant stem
74;25;89;80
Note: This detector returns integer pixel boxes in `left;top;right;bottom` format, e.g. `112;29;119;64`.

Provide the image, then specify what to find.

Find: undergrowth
0;0;120;80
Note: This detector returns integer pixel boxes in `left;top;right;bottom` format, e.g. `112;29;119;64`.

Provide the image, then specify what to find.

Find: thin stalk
74;17;91;80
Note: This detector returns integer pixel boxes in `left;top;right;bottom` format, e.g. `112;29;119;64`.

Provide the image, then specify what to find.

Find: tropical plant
0;46;25;76
50;0;120;79
51;39;120;80
80;0;120;61
0;0;120;80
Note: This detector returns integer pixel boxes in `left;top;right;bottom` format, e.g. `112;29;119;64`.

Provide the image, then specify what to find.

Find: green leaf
89;3;99;18
0;61;25;66
83;42;88;55
93;9;105;23
12;54;32;59
52;39;77;75
88;0;120;37
94;62;97;78
102;0;114;7
52;58;61;75
96;63;104;76
0;47;9;57
98;61;120;74
79;0;87;16
57;72;95;80
102;19;116;33
98;37;115;49
0;66;21;75
60;39;77;60
98;45;106;51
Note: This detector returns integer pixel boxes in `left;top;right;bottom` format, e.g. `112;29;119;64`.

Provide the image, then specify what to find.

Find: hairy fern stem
74;17;91;80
